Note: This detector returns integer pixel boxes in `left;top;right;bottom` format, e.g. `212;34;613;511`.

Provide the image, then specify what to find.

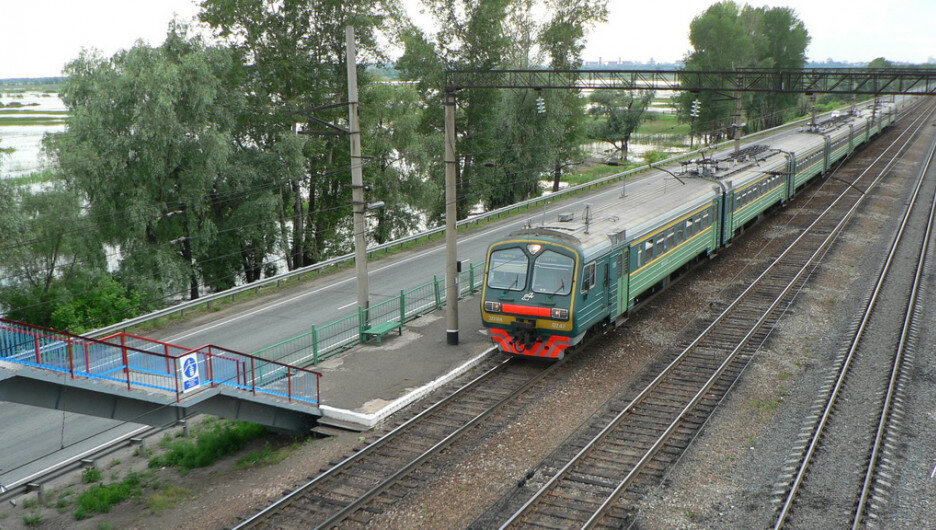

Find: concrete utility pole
733;78;744;154
346;26;369;314
444;92;459;345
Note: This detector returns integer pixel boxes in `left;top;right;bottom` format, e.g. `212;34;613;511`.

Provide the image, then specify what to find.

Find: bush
82;467;103;483
74;473;144;520
149;420;266;472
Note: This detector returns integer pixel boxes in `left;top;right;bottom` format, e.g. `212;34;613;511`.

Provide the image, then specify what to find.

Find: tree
678;1;755;142
360;81;433;244
743;5;810;128
0;181;153;331
50;25;246;302
398;0;606;215
198;0;397;268
868;57;894;69
587;91;653;162
539;0;607;191
677;2;809;139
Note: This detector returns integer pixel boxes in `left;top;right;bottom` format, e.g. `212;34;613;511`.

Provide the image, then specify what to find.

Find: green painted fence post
433;274;442;309
358;306;366;344
469;264;476;294
311;325;319;365
400;290;406;324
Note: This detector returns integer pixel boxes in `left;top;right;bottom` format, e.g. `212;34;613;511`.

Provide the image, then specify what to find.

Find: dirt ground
0;418;365;529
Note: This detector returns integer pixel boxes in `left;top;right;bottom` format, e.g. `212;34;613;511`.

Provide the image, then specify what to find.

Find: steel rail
773;103;936;529
853;119;936;528
236;349;567;529
310;357;567;529
498;99;932;530
233;347;506;528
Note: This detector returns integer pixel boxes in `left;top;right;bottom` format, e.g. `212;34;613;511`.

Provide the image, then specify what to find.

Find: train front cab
481;238;581;359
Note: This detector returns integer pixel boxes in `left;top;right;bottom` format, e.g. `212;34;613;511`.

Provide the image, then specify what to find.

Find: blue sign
179;354;201;393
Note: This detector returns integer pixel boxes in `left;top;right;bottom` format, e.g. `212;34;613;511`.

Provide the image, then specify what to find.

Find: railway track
772;105;936;529
234;354;566;529
490;100;936;529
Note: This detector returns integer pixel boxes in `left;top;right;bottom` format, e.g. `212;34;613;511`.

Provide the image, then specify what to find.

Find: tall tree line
0;0;606;332
676;1;810;142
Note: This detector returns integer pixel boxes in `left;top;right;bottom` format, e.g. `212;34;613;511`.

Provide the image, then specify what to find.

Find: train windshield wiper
549;278;566;297
508;274;520;290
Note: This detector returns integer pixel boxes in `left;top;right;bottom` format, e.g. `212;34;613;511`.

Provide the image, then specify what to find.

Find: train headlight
484;301;502;312
550;308;569;320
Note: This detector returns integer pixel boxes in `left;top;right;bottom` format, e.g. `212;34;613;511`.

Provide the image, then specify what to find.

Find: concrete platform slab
316;294;497;429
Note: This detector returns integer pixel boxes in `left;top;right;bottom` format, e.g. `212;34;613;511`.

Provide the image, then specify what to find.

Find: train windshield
531;250;574;295
487;247;528;290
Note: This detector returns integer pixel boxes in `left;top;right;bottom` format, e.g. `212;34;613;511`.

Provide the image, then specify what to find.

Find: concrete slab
316;294;497;428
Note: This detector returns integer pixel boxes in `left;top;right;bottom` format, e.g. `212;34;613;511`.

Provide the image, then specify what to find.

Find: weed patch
82;467;103;483
145;485;189;515
22;512;42;527
74;472;145;520
149;420;267;472
236;441;298;468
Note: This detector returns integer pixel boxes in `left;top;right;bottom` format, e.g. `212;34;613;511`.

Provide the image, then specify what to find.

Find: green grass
145;485;190;515
22;512;43;527
236;441;299;468
637;112;691;136
0;115;67;126
82;467;103;484
74;472;145;520
149;420;267;472
562;162;640;186
0;108;67;114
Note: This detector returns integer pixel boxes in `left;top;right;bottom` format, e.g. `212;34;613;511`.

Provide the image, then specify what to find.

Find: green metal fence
252;262;484;366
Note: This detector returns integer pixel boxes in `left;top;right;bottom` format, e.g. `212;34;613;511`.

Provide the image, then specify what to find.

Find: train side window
666;229;675;249
676;222;684;242
645;240;654;260
582;262;597;292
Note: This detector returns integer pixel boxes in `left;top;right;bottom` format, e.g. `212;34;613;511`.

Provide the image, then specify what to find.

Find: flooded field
0;91;67;179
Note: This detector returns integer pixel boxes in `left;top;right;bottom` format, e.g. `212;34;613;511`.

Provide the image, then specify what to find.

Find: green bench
361;320;403;345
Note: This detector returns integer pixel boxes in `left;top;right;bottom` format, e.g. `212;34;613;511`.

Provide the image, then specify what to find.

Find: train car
482;99;902;359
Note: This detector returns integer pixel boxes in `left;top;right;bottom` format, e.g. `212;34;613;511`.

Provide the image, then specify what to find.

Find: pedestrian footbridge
0;319;322;434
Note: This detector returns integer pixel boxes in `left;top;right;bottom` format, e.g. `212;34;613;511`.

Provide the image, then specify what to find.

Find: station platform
316;294;496;430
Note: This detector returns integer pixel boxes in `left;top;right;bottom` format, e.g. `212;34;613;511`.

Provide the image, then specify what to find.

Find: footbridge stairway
0;319;322;434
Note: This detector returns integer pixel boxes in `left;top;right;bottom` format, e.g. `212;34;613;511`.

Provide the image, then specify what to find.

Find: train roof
505;98;904;260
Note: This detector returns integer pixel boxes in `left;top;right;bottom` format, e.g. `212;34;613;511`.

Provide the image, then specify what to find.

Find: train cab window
532;250;574;295
487;247;528;291
582;262;597;292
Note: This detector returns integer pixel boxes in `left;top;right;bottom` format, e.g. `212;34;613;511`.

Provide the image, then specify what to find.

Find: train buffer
0;318;323;435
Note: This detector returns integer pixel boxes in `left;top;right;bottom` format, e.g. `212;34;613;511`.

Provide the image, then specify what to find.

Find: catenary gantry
445;68;936;96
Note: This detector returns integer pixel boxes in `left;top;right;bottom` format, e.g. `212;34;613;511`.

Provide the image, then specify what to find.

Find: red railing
0;318;321;406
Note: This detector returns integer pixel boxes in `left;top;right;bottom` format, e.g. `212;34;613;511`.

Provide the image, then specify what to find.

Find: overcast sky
2;0;934;79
